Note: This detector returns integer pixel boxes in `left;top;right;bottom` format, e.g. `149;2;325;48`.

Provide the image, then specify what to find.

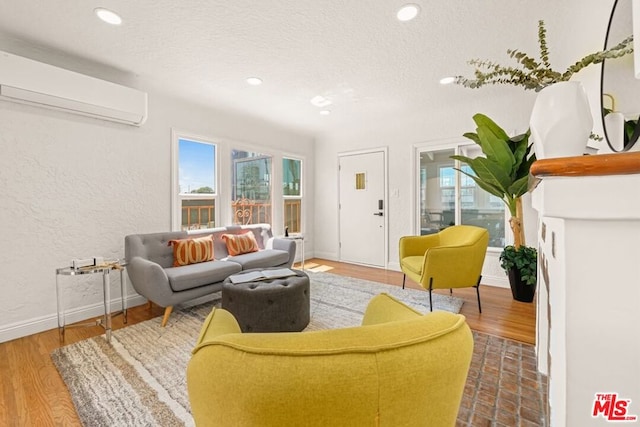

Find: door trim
337;147;389;268
411;139;466;236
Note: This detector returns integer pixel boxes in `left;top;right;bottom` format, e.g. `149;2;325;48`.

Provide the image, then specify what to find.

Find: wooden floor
0;258;535;426
310;259;537;345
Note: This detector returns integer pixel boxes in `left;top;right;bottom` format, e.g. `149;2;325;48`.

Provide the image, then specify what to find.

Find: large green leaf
467;173;507;200
508;175;530;198
472;113;510;142
454;165;506;199
516;150;537;180
510;132;530;174
453;114;537;224
470;157;512;191
451;154;474;164
463;132;481;145
476;126;516;172
451;155;511;193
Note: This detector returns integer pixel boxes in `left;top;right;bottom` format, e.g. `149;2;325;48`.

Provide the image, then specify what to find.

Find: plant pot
508;267;536;303
530;81;593;159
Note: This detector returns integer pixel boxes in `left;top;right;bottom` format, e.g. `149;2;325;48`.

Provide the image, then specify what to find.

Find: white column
533;173;640;426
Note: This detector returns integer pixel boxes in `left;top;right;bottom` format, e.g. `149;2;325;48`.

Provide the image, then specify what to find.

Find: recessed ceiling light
397;4;420;22
319;110;331;116
246;77;263;86
439;76;456;85
310;95;332;108
94;8;122;25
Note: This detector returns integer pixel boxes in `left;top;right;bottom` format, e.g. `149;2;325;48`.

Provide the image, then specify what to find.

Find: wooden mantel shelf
530;151;640;178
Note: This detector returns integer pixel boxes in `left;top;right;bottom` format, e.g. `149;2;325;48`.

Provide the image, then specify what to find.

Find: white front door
338;150;386;267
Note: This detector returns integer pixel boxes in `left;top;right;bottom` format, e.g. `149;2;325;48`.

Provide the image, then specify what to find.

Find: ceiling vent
0;50;147;126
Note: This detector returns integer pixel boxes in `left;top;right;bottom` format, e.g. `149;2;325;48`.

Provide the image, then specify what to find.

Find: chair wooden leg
402;274;406;289
475;276;482;313
161;306;173;327
147;300;153;310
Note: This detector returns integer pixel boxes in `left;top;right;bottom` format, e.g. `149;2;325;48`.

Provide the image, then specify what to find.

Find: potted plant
455;20;633;92
499;245;537;302
455;20;634;158
451;113;538;301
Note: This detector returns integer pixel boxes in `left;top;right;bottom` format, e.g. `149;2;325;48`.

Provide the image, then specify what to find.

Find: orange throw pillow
222;232;259;256
168;235;215;267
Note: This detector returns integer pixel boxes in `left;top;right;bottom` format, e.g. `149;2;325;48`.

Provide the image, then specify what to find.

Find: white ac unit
0;50;148;126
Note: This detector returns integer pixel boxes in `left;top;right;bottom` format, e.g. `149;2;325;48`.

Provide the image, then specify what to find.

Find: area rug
51;272;465;426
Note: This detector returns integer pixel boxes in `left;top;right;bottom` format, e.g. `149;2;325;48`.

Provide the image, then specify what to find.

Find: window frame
413;142;510;250
282;156;303;234
230;148;273;226
170;130;220;231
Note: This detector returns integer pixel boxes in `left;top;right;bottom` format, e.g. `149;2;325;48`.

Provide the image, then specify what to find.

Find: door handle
373;212;383;216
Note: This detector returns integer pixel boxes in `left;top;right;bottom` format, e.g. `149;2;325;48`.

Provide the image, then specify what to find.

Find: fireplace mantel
531;151;640;177
531;152;640;426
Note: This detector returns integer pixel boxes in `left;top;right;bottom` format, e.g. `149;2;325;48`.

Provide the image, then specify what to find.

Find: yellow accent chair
187;293;473;426
399;225;489;312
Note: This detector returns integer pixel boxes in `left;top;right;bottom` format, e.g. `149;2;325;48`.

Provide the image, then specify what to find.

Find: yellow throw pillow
222;232;259;256
168;235;215;267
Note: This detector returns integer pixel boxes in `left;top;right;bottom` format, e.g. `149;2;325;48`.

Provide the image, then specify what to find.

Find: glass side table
282;234;305;270
55;261;128;343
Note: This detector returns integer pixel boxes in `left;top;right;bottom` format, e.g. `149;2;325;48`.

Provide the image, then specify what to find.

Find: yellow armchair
399;225;489;312
187;293;473;426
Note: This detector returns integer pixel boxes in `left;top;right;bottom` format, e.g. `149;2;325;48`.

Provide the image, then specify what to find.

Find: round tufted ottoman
221;269;310;332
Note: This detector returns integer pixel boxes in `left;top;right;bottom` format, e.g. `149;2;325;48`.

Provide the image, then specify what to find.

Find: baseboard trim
311;251;337;261
387;261;401;271
0;294;147;344
313;257;509;288
0;267;510;343
483;275;509;289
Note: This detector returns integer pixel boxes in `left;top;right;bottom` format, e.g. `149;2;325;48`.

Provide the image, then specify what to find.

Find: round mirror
601;0;640;152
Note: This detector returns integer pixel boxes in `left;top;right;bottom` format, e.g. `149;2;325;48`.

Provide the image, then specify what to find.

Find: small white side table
282;234;305;270
55;262;128;343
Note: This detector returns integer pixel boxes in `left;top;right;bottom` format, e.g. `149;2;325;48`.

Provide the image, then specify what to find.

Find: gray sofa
125;224;295;326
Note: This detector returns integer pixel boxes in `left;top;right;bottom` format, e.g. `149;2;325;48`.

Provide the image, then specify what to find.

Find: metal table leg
56;273;65;341
120;267;128;324
103;269;112;343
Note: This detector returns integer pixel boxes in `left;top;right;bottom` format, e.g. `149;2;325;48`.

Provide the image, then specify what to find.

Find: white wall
314;0;618;288
0;0;620;343
0;84;314;343
314;87;537;286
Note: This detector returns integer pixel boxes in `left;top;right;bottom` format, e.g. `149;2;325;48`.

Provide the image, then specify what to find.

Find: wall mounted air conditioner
0;50;148;126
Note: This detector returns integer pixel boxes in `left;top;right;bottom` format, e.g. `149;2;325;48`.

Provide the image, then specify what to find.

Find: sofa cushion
166;260;242;292
223;225;269;249
168;235;215;267
222;232;259;256
228;249;290;270
186;224;272;258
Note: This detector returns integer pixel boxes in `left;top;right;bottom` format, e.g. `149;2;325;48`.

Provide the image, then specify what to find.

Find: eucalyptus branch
455;20;634;92
538;20;552;69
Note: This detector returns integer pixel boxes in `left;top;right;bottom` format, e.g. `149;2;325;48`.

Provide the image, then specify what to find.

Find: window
283;157;302;233
439;165;476;208
172;134;218;231
231;150;272;225
418;146;505;248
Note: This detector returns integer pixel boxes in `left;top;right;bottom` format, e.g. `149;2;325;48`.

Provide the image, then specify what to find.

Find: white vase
529;81;593;159
604;111;626;152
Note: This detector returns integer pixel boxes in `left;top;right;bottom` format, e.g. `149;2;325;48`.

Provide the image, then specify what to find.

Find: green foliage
499;245;538;285
451;113;535;217
190;186;214;194
456;20;633;92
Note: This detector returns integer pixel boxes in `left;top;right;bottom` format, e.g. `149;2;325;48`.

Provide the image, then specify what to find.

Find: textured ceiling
0;1;550;137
